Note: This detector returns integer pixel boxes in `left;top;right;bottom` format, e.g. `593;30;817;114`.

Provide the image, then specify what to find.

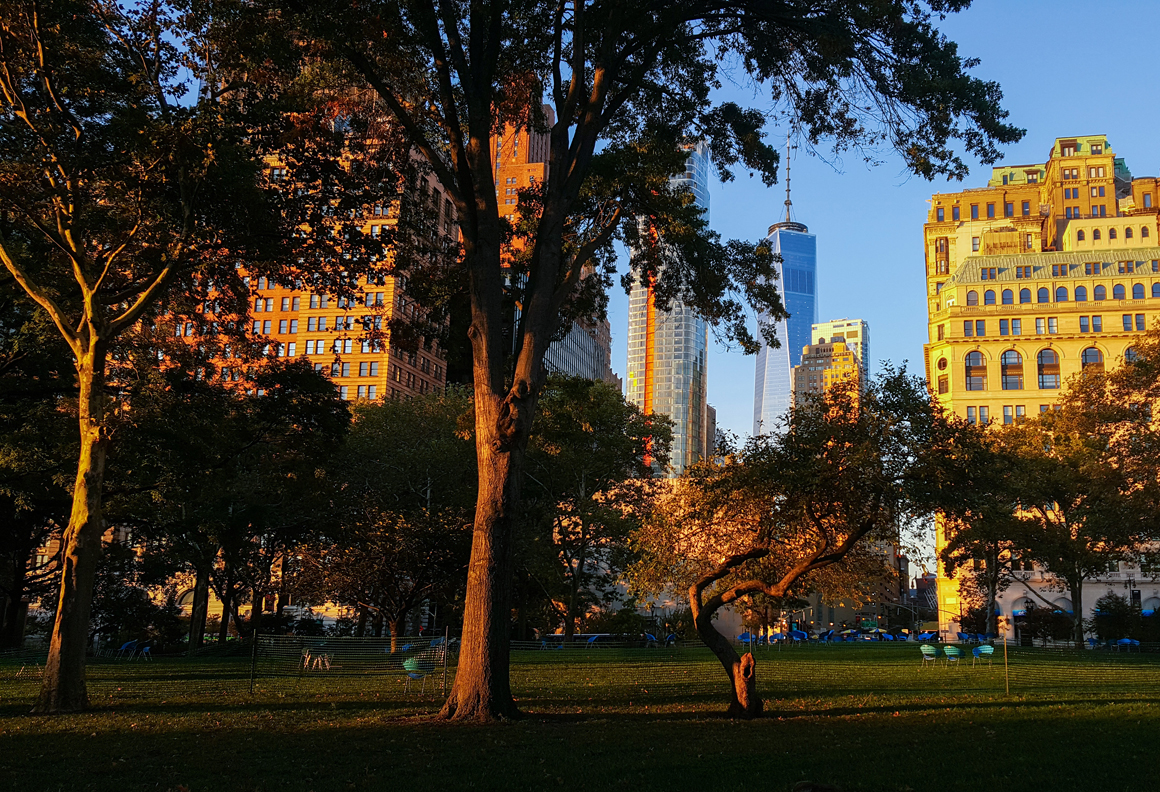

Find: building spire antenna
784;135;793;223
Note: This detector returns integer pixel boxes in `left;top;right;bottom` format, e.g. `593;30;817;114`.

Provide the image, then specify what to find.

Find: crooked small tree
631;373;982;718
272;0;1023;720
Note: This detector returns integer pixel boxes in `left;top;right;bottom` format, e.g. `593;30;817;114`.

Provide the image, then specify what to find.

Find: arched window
1094;285;1107;300
1037;349;1060;389
1114;284;1126;299
1143;226;1151;238
1055;286;1068;302
966;290;979;306
1126;227;1134;239
965;351;987;391
1125;347;1140;364
1082;347;1104;373
1133;283;1145;299
1001;350;1024;390
1153;283;1160;299
1110;228;1118;240
1075;286;1088;301
1077;230;1086;241
984;289;996;305
1002;289;1014;305
1037;287;1050;303
1094;229;1102;240
1020;288;1032;304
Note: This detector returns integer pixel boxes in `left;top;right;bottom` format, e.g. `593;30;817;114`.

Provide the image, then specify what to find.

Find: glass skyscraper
752;218;817;436
626;141;710;475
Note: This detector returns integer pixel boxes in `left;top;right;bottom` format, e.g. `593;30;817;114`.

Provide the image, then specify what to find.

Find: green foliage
1086;593;1141;642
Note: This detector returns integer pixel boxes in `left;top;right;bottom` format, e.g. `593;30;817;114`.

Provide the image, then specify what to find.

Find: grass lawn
2;644;1157;792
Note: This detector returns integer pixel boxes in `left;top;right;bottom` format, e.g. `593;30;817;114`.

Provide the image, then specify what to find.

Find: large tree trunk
355;605;368;637
438;388;524;721
1070;579;1085;646
35;348;108;713
217;584;232;642
389;615;405;653
985;550;999;639
187;563;210;650
694;604;763;719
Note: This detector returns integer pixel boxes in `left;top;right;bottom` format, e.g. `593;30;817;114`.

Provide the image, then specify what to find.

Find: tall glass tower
752;160;817;436
626;141;710;475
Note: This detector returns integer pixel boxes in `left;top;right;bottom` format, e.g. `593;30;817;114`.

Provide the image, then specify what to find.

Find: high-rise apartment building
752;163;818;435
493;108;619;387
811;318;869;379
924;133;1160;637
791;338;861;405
625;142;711;475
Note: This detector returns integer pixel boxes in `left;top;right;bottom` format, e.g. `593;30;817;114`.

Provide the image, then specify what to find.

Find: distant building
791;338;861;406
811;318;869;378
753;155;817;435
626;142;711;475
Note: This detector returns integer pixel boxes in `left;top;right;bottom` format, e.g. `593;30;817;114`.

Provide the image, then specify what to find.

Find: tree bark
35;347;108;713
693;608;763;719
389;616;404;653
355;605;368;637
985;549;999;639
187;563;210;650
1070;578;1085;646
438;389;525;721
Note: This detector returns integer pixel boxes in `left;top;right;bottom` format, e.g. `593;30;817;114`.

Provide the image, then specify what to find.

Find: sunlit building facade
924;133;1160;638
626;141;711;475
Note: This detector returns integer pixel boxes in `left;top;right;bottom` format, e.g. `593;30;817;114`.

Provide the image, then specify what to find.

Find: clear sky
606;0;1160;440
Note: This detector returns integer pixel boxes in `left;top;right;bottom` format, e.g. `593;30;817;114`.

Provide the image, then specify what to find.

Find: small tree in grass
630;372;980;718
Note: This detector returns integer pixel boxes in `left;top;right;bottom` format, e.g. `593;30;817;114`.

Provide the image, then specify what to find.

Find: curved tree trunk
35;347;107;713
389;616;405;653
693;608;763;719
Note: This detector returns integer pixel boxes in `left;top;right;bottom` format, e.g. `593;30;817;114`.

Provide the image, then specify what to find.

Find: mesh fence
5;638;1160;711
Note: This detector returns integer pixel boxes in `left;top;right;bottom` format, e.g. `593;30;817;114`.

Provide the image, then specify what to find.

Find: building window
1077;230;1085;241
310;295;320;309
972;237;980;252
1153;284;1160;299
965;351;987;391
1002;289;1014;305
971;204;979;220
1037;287;1050;303
340;386;349;400
967;406;976;425
1144;227;1151;238
1082;347;1104;373
966;290;979;306
1080;316;1090;333
1055;287;1068;302
1092;315;1103;332
1020;288;1031;304
1123;314;1133;331
278;320;287;334
359;362;368;376
1114;284;1126;300
1035;317;1045;334
1094;285;1106;301
1005;202;1014;217
936;207;944;221
1001;350;1024;390
938;375;948;394
1037;349;1060;389
987;203;995;219
1048;317;1058;333
963;321;973;337
262;320;272;334
1093;229;1101;241
1003;405;1014;425
984;290;996;305
1011;318;1022;335
999;319;1009;336
976;320;986;337
953;206;961;221
1137;314;1146;331
1126;227;1134;239
1126;347;1140;363
1133;283;1145;299
1110;228;1117;240
1075;286;1087;302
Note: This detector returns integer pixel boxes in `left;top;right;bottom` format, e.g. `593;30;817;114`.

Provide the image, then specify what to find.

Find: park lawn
2;645;1157;791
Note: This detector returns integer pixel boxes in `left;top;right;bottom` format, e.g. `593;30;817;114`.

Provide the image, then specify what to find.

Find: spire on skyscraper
769;136;807;235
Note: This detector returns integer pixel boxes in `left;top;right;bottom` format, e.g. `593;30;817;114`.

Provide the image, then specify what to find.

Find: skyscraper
752;156;818;435
625;141;710;475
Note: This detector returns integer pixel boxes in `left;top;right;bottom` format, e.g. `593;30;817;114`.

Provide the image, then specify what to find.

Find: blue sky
606;0;1160;440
